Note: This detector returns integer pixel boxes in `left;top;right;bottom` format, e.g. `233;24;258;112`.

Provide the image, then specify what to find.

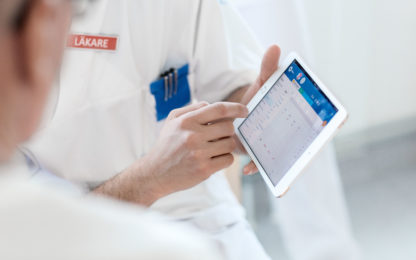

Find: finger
243;160;258;175
202;120;235;141
167;101;209;119
189;102;248;125
205;137;236;158
258;44;281;86
240;45;281;105
209;153;235;173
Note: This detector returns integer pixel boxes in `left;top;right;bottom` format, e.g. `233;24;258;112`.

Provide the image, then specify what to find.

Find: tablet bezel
234;52;348;197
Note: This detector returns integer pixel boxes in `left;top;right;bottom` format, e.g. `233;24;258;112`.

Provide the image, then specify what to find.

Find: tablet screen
239;60;338;185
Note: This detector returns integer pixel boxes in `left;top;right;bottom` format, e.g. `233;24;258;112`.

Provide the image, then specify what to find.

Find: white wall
232;0;416;137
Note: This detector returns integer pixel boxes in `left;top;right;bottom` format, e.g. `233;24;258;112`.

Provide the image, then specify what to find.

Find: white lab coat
24;1;269;259
0;154;221;260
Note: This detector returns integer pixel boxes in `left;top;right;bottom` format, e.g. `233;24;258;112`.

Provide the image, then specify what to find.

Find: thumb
243;160;258;175
258;45;281;86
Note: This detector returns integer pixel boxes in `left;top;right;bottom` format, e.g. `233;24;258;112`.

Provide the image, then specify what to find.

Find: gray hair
0;0;96;31
0;0;26;29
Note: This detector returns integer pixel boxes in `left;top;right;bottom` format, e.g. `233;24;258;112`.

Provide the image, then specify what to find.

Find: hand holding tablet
234;52;348;197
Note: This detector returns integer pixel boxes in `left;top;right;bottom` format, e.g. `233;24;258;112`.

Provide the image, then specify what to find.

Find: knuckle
228;138;237;151
184;132;199;148
168;108;180;119
215;103;227;116
188;150;196;160
225;122;235;136
225;154;235;166
185;133;195;147
190;149;203;161
240;106;247;116
178;117;191;130
236;104;247;118
197;161;211;177
199;101;209;107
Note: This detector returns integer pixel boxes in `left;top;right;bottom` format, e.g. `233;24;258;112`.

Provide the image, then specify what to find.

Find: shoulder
0;180;220;260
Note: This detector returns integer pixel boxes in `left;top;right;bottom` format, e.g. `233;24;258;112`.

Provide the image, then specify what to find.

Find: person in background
23;0;281;259
0;0;222;258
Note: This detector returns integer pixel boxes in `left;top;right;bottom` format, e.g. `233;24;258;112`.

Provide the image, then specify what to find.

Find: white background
231;1;416;259
231;0;416;138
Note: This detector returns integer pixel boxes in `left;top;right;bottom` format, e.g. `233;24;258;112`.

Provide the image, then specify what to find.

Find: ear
20;0;71;91
15;0;71;140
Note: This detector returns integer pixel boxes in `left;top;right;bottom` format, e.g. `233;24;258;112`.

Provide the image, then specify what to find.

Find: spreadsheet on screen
239;60;337;185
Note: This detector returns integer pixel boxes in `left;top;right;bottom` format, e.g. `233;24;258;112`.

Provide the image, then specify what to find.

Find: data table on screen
239;72;328;185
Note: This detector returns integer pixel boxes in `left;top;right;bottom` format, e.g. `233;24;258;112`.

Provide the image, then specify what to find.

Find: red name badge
67;34;118;51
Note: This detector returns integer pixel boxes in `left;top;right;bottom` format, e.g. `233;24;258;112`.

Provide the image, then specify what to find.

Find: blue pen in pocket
150;64;191;121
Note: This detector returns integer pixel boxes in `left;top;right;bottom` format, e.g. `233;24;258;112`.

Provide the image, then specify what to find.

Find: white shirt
24;0;262;224
0;155;221;260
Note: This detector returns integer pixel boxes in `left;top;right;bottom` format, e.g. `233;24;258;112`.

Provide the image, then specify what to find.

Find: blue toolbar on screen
284;60;337;123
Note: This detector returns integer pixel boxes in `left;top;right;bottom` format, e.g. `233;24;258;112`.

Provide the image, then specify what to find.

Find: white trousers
271;144;361;260
182;203;271;260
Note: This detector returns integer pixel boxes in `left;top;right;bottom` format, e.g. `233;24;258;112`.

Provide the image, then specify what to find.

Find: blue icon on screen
284;60;338;123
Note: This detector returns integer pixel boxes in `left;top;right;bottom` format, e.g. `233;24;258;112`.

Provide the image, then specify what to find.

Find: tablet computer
234;52;348;197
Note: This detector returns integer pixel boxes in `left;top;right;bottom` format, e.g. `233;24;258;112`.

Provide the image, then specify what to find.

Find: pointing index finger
188;102;248;125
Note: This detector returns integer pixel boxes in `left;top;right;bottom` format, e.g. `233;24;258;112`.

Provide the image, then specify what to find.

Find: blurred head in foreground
0;0;71;161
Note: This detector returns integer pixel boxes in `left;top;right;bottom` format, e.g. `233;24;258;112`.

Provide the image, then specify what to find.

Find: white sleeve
0;181;222;260
193;0;263;103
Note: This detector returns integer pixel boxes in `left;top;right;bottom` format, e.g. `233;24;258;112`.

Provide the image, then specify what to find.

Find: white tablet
234;52;348;197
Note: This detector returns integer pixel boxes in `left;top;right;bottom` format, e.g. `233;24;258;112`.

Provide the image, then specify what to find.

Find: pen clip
174;69;178;95
168;72;173;99
164;76;169;101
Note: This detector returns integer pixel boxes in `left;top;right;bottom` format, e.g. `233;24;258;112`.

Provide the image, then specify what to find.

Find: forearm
93;157;163;207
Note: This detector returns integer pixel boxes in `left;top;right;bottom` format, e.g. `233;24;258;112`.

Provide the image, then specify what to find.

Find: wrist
93;154;165;207
127;155;166;206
